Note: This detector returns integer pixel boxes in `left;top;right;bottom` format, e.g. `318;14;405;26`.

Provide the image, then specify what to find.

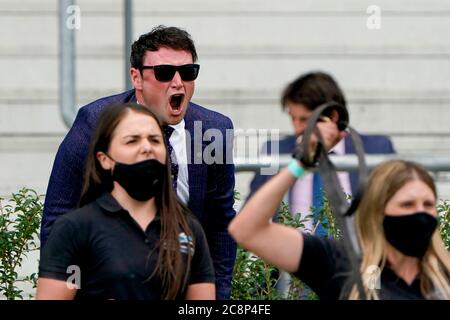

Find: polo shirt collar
96;193;123;213
382;266;422;297
95;192;161;221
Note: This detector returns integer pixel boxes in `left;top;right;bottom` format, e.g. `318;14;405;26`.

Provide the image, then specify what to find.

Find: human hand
316;116;347;150
297;116;347;163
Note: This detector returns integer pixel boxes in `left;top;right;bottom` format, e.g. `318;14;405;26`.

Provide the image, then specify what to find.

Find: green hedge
0;188;449;300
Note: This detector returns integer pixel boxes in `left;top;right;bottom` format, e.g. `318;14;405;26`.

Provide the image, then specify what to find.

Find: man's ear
130;68;143;90
97;151;114;170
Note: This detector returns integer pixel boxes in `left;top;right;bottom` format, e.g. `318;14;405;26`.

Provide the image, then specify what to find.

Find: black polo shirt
293;235;425;300
39;193;215;300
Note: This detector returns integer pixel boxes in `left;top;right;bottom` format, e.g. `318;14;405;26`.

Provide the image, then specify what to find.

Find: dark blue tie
312;172;328;237
163;126;178;191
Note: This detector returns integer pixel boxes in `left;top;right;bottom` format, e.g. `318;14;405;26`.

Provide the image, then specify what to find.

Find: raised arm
229;120;345;273
229;167;304;272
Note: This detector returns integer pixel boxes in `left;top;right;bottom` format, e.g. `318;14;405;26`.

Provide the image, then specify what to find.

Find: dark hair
79;103;193;299
281;71;347;111
130;25;198;69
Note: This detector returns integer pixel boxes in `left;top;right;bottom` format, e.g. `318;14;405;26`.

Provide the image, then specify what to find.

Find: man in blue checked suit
41;26;236;299
248;72;395;236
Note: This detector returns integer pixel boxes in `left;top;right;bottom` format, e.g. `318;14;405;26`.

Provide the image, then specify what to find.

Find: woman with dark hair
36;103;215;300
229;119;450;299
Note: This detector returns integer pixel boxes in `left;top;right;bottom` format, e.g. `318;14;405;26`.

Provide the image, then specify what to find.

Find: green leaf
0;188;42;300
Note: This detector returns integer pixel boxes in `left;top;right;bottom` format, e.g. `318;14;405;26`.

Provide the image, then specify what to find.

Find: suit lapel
129;91;137;103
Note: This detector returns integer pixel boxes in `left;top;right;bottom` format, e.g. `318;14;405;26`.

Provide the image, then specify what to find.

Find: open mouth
169;94;184;112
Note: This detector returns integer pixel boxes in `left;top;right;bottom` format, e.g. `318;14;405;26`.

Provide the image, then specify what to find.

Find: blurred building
1;0;450;206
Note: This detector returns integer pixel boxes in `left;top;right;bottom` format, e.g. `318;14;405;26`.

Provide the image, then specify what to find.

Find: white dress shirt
169;120;190;204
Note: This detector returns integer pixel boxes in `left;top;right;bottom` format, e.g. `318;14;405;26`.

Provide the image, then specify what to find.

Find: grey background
1;0;449;298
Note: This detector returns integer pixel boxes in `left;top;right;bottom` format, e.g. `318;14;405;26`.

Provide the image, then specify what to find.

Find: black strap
293;102;367;300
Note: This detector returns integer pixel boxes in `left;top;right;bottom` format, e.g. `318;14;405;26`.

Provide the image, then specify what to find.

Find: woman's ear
130;68;143;90
96;151;114;170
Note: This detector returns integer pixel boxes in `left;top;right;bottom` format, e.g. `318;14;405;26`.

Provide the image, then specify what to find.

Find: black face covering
383;212;437;258
109;157;166;202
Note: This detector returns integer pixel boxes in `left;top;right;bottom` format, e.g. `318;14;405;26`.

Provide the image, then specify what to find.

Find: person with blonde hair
350;159;450;299
229;125;450;299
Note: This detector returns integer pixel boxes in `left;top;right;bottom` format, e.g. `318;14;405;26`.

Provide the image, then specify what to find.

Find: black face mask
383;212;437;258
109;157;166;202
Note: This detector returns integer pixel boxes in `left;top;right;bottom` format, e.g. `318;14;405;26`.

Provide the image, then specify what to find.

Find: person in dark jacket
248;71;395;236
40;26;236;299
37;103;215;300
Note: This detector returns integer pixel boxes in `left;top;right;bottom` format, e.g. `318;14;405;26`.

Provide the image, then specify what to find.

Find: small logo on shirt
178;232;194;255
364;265;381;290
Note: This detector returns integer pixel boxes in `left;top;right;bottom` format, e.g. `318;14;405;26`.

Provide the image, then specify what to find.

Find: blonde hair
349;160;450;299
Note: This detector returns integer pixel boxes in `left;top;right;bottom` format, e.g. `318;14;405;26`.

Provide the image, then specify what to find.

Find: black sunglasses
140;64;200;82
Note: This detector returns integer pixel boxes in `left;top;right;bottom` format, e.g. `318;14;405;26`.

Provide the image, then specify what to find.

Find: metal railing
124;0;133;91
235;154;450;173
59;0;134;128
59;0;77;128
